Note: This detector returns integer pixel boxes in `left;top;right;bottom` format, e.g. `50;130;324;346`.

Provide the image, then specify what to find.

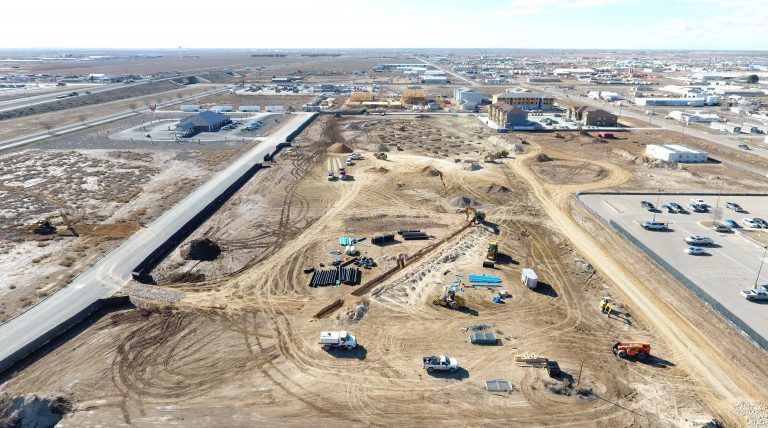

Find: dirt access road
511;141;768;422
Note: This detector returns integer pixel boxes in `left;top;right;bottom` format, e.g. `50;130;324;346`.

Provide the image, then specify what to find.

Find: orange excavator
612;342;651;360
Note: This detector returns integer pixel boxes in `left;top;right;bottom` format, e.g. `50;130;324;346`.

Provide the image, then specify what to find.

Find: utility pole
712;177;724;223
653;188;663;222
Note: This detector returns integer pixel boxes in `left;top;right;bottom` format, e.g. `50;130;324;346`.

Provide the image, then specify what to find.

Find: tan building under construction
401;89;427;105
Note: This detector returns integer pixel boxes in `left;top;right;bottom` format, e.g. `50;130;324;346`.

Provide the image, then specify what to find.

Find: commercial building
710;122;742;133
645;144;708;163
634;96;718;107
491;92;554;111
175;110;231;137
567;106;618;127
422;76;448;84
454;87;483;105
665;110;721;123
589;91;619;101
489;102;529;128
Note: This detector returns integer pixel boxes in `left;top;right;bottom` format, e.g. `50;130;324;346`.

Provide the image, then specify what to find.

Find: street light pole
653;188;663;222
755;246;768;288
713;177;724;223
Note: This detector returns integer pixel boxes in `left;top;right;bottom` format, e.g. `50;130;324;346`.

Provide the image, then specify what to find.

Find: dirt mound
180;238;221;261
167;272;207;283
485;184;511;194
366;167;389;173
0;393;73;428
327;142;353;153
536;153;553;162
365;143;389;152
421;166;442;177
450;196;480;208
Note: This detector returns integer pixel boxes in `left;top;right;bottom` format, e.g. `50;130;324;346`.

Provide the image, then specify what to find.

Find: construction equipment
459;206;486;224
58;211;78;236
432;289;465;310
373;152;387;160
612;342;651;359
28;216;55;235
487;242;498;261
319;331;357;351
326;159;335;181
599;297;613;314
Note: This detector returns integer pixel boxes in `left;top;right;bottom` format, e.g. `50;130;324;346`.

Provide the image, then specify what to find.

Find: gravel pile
734;401;768;427
126;283;184;303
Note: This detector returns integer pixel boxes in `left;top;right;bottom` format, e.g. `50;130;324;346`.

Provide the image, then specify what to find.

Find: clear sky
2;0;765;50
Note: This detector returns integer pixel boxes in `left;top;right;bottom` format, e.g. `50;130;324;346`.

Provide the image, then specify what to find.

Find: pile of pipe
402;231;429;240
354;256;377;269
309;267;361;287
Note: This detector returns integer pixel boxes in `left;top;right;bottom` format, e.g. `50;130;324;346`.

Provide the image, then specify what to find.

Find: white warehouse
645;144;709;163
454;87;483;104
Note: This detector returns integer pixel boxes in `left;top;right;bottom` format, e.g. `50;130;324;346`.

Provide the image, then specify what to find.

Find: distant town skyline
2;0;766;51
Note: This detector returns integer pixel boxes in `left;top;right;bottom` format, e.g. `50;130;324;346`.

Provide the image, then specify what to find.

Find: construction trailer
521;269;538;289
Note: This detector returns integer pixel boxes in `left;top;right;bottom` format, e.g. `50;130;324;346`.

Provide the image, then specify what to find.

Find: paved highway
0;82;131;113
0;112;316;371
0;87;227;153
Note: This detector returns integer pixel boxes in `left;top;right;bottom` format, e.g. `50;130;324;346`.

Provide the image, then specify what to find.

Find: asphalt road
580;193;768;343
0;112;316;372
0;87;228;153
0;82;129;113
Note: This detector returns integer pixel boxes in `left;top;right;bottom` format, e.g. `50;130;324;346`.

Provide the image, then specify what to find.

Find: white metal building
645;144;708;163
454;87;483;104
710;122;742;133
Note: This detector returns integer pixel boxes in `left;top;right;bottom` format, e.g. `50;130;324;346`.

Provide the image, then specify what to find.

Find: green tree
746;74;759;84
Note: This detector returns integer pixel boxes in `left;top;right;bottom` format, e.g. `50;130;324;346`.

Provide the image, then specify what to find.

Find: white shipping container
211;105;233;112
238;106;261;112
265;105;284;112
180;105;200;112
521;269;538;289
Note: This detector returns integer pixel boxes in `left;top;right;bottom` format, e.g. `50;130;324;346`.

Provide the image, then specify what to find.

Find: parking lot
579;193;768;343
110;113;283;143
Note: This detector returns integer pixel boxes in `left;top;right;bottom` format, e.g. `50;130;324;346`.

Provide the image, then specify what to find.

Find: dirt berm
327;143;353;153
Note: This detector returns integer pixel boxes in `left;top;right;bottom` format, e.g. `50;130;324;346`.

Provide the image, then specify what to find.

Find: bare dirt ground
7;114;768;426
0;144;239;322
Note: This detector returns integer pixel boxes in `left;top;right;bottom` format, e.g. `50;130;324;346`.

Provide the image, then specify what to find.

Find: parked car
738;144;750;150
740;288;768;301
686;247;706;255
755;218;768;228
691;198;707;206
724;219;740;229
687;204;707;213
642;221;668;230
670;202;686;213
685;235;713;246
743;218;761;228
640;201;656;211
726;202;744;212
662;204;676;213
713;224;732;233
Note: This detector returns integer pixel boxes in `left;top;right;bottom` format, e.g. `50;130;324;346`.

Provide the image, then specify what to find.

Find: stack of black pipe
372;234;395;245
402;231;429;240
309;267;361;287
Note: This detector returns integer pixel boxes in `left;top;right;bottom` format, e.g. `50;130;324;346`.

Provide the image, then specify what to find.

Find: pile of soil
365;143;389;152
450;196;480;208
327;142;353;153
421;166;442;177
366;167;389;173
0;393;73;428
167;272;207;283
180;238;221;261
536;153;553;162
485;184;511;193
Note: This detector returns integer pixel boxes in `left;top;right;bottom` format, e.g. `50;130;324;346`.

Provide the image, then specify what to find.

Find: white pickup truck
422;355;458;373
320;331;357;351
740;289;768;301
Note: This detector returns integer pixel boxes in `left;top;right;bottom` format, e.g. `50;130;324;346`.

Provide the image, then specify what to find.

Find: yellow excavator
374;152;388;160
28;211;77;236
458;206;486;224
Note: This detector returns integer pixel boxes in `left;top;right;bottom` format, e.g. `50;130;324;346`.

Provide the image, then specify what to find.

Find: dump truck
612;341;651;359
422;355;458;373
432;289;465;310
319;331;357;351
521;268;538;289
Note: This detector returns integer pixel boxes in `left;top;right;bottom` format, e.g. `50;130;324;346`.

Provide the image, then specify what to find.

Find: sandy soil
6;114;763;426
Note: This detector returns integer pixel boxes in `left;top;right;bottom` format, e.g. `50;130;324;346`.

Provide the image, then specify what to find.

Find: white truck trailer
521;268;538;289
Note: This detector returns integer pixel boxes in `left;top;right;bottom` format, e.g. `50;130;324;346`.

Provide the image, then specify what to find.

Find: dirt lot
0;143;240;322
7;114;768;426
